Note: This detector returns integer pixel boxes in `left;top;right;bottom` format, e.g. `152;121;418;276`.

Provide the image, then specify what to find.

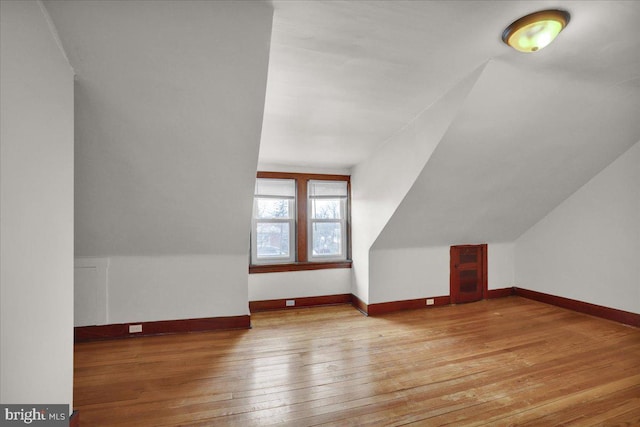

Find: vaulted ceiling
260;0;640;169
45;0;640;174
42;0;640;256
373;59;640;248
45;0;274;256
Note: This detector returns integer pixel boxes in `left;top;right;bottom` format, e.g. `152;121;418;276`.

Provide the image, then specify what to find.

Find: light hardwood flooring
74;297;640;426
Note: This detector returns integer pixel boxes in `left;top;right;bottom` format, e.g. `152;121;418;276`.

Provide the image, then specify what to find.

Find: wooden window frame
250;171;352;274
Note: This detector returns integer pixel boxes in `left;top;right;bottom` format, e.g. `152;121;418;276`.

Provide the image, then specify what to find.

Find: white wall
249;269;351;301
369;247;450;303
1;0;74;409
488;242;515;290
75;255;253;326
350;65;486;303
107;256;250;323
369;243;514;304
515;142;640;314
74;257;109;326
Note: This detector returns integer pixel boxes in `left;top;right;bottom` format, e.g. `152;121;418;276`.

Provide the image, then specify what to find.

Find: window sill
249;260;352;274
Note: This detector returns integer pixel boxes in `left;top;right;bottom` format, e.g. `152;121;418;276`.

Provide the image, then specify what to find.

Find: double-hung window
252;178;296;264
250;172;351;273
308;180;348;261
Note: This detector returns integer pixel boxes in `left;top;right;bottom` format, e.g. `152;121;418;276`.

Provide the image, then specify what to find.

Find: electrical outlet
286;299;295;307
129;324;142;333
426;299;435;306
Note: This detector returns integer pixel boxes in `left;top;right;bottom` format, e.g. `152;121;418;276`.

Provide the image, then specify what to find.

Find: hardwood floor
74;297;640;426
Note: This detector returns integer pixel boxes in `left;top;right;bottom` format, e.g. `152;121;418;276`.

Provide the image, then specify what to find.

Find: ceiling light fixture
502;9;570;53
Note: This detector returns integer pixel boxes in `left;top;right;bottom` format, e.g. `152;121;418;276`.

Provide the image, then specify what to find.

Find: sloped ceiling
260;1;640;169
44;0;273;255
373;59;640;248
41;0;640;254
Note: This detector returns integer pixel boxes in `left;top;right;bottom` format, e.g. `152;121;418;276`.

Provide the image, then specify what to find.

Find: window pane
311;199;342;219
255;178;295;197
311;222;342;256
308;180;347;197
256;222;290;258
256;198;291;219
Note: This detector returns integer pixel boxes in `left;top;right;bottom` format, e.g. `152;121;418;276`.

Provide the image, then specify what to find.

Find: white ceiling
260;0;640;170
38;0;640;254
373;58;640;248
45;0;274;255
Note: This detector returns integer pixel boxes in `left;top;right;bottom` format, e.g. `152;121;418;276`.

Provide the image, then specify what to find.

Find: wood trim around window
249;260;352;274
297;175;308;262
251;171;351;274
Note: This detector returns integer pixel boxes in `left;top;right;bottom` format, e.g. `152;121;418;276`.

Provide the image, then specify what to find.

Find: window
252;179;296;264
308;180;348;261
250;172;351;273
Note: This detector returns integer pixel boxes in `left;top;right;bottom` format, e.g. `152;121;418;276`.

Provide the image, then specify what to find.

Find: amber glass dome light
502;9;570;53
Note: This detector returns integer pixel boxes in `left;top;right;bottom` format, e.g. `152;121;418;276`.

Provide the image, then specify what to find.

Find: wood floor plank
73;297;640;426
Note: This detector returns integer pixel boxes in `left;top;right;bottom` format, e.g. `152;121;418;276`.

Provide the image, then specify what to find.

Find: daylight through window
250;172;351;273
252;178;296;264
308;180;347;261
